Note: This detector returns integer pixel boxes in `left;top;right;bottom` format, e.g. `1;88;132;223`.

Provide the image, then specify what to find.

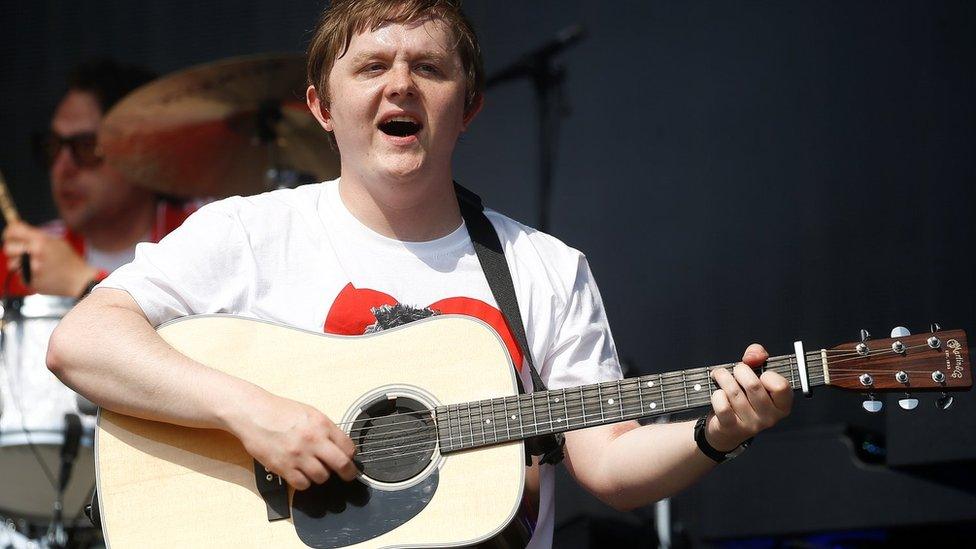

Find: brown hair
306;0;484;113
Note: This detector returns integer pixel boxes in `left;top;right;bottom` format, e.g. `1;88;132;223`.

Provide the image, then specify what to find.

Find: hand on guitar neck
3;221;99;297
705;343;794;452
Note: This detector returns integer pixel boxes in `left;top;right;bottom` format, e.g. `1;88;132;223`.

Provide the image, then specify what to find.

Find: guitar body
96;315;526;548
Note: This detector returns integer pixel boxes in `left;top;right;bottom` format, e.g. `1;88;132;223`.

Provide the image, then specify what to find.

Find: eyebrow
346;49;451;66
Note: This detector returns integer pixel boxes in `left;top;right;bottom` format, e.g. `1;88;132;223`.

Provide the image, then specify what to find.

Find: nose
385;63;417;100
50;145;78;183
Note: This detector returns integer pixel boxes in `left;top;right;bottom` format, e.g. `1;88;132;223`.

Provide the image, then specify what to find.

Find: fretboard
436;350;827;453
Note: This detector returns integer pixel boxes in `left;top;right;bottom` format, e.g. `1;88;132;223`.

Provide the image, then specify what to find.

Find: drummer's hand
228;390;359;491
2;221;98;297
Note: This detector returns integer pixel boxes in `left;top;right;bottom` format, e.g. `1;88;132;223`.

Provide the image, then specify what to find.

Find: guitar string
330;358;817;432
343;341;942;443
331;340;926;432
348;340;947;439
355;370;825;455
353;344;948;457
359;360;951;458
357;390;730;460
348;362;820;446
344;362;824;442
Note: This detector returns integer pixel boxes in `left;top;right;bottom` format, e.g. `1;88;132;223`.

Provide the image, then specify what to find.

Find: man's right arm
46;288;358;489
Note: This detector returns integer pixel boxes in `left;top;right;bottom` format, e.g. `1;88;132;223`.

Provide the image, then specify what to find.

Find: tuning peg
862;395;883;413
860;329;871;342
898;394;919;410
936;393;954;410
890;326;911;338
930;323;942;333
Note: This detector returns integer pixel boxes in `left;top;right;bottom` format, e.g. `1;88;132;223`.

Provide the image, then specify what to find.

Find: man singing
48;2;792;547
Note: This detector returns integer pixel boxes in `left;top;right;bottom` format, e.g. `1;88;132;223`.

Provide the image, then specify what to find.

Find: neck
437;350;829;453
338;170;461;242
81;199;155;252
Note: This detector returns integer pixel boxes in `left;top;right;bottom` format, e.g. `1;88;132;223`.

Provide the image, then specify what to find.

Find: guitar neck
437;349;828;453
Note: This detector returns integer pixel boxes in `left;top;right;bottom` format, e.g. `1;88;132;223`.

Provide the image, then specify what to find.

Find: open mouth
378;116;423;138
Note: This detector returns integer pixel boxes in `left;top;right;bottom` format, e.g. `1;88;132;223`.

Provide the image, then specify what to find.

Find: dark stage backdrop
2;0;973;545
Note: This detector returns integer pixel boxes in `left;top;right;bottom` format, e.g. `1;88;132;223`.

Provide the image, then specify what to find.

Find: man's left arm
562;343;793;511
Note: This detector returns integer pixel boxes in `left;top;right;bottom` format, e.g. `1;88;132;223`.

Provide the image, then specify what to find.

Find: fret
597;383;605;423
485;399;495;443
636;376;646;414
578;385;587;427
488;398;497;443
443;405;454;452
453;404;462;448
469;400;479;446
690;368;707;406
476;401;486;446
789;356;797;389
465;402;476;449
561;388;570;429
615;380;625;419
502;397;511;442
529;392;539;435
544;391;555;431
475;400;483;445
516;395;526;439
623;378;638;419
681;370;690;408
658;374;666;411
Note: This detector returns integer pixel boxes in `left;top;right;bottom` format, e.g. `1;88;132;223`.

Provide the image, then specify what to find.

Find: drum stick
0;168;33;285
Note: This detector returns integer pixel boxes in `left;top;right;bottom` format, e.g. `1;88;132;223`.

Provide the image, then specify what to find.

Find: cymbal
99;53;340;198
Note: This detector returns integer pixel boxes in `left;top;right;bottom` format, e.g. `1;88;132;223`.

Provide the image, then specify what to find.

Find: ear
461;92;484;130
307;85;333;132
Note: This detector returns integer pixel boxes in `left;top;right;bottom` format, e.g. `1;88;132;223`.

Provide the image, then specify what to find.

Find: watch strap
694;414;750;463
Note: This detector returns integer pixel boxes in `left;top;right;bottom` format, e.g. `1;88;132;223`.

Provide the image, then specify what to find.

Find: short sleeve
540;254;622;389
97;201;255;327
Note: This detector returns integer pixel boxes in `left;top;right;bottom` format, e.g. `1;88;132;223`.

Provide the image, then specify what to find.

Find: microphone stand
46;413;82;549
486;25;586;233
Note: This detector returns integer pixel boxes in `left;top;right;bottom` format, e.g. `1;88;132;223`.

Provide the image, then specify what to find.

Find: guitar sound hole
350;396;437;483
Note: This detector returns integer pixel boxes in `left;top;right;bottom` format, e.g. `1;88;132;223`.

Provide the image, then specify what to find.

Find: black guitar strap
455;182;565;466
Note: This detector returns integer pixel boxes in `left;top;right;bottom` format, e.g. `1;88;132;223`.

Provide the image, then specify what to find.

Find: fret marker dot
607;398;615;405
557;418;563;422
554;397;560;403
511;415;517;420
647;381;654;387
485;419;491;424
650;402;657;409
694;383;702;391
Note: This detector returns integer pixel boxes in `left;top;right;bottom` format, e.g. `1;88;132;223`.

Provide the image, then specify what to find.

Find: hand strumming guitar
227;391;359;491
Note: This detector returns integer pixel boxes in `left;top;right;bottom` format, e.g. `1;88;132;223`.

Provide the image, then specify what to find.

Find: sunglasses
32;131;103;169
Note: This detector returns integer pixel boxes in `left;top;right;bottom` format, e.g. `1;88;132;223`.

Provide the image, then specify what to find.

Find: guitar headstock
826;328;971;395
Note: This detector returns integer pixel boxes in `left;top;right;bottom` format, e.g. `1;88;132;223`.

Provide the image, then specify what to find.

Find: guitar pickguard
292;472;439;549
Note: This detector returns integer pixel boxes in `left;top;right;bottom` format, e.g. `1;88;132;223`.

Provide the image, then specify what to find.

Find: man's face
313;18;479;182
49;91;149;233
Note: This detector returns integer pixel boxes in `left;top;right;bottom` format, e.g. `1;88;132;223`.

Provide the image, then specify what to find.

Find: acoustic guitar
95;315;971;548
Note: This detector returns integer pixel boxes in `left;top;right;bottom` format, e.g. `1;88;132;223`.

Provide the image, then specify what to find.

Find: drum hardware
44;413;82;549
97;53;341;200
1;284;98;549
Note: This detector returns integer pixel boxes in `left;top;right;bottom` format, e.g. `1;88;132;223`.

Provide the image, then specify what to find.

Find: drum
0;295;96;524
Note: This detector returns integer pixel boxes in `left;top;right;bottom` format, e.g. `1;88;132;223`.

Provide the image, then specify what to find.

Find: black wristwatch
694;414;751;463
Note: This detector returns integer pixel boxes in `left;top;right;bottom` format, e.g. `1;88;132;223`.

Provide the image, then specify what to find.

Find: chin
58;210;90;234
381;159;426;180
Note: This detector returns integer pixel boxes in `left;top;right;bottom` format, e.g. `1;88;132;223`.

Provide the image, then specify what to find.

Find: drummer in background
2;59;198;299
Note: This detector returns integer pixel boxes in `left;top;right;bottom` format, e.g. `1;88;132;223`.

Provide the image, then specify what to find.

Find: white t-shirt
101;179;622;548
